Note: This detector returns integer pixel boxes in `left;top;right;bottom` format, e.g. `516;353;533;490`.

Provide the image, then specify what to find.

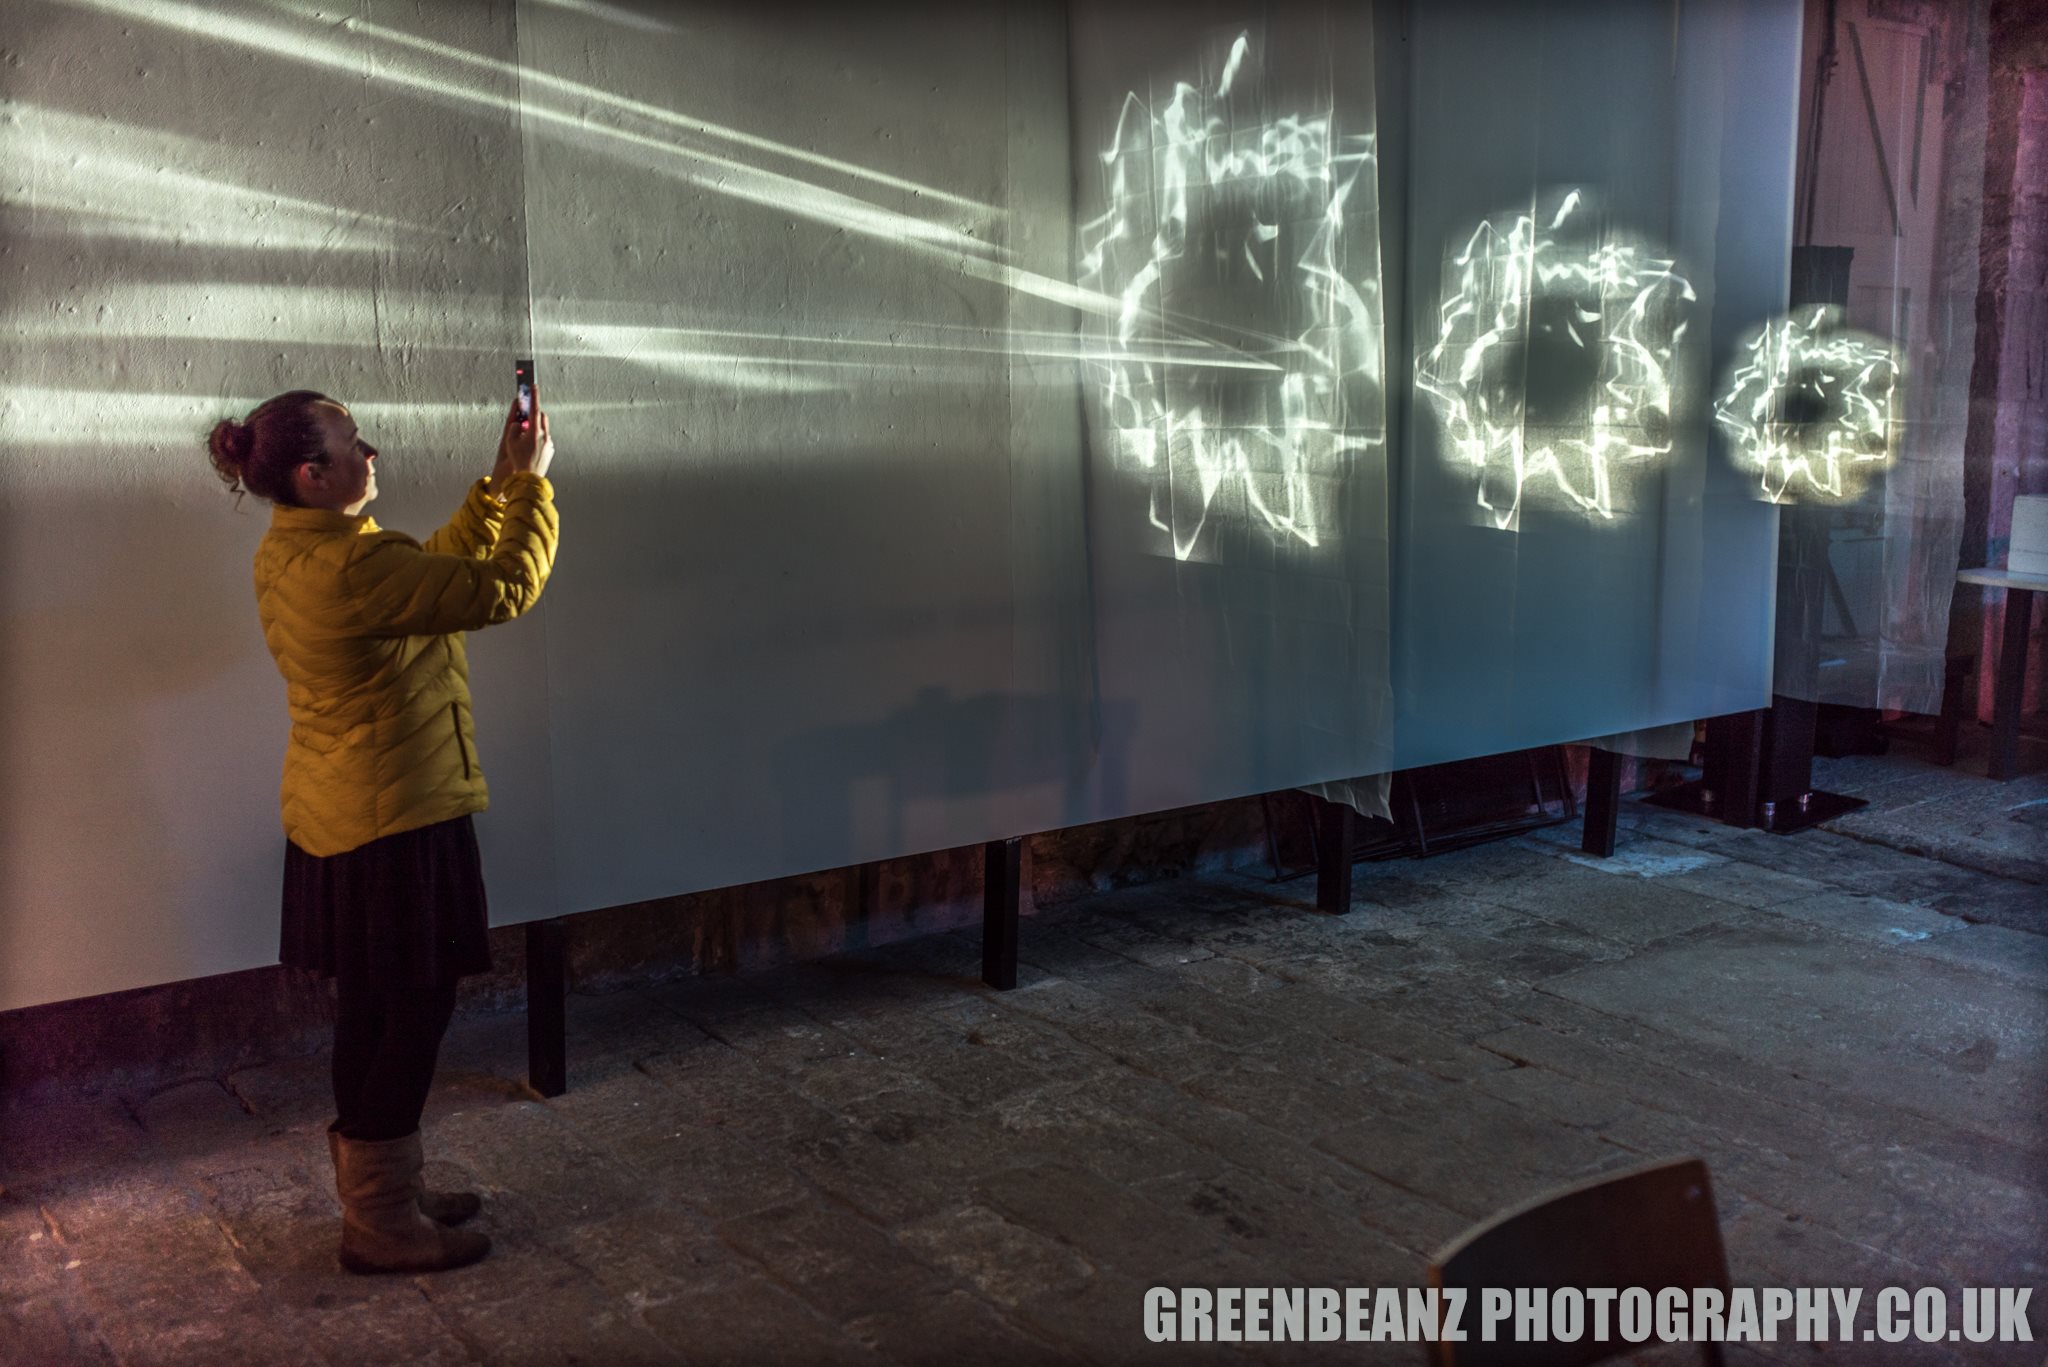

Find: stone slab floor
4;747;2045;1366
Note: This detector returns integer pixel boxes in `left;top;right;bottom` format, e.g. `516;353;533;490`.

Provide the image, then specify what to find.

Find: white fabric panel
1067;3;1398;828
517;4;1076;910
1388;0;1796;770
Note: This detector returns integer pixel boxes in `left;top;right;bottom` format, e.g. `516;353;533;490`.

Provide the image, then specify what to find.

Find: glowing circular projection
1078;35;1383;563
1414;190;1695;531
1714;306;1899;504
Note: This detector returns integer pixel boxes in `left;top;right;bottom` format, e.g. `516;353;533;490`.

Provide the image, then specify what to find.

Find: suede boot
329;1122;480;1226
332;1131;490;1274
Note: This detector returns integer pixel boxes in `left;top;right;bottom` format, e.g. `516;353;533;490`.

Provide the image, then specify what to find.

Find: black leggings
332;977;458;1143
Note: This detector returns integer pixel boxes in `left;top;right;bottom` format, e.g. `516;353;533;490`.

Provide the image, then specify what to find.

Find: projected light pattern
1714;306;1899;504
1415;191;1695;531
1079;35;1383;562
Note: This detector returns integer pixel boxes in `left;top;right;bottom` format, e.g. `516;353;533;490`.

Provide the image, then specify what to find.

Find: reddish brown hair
206;390;337;506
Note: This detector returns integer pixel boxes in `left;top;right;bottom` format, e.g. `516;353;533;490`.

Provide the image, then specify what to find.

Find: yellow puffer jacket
254;472;558;856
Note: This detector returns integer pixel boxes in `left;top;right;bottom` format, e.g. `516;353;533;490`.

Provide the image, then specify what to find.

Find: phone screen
515;358;536;427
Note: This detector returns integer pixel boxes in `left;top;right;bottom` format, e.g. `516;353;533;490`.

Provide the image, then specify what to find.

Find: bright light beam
57;0;998;259
269;0;998;215
0;105;429;252
55;0;1163;337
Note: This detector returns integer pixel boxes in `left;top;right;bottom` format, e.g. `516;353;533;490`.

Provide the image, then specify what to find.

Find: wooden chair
1425;1158;1730;1367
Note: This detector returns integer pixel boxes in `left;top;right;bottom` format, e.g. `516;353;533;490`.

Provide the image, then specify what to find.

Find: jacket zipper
452;702;472;779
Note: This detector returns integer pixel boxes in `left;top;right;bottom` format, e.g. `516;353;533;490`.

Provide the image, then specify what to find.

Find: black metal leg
1933;655;1971;768
525;918;567;1098
1582;747;1622;858
982;837;1021;990
1990;587;2035;781
1315;797;1354;914
1703;710;1764;828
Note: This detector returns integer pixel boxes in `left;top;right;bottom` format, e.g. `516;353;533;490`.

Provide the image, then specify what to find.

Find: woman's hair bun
207;418;252;489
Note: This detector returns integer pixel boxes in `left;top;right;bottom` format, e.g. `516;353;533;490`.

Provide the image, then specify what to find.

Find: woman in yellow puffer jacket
207;389;557;1276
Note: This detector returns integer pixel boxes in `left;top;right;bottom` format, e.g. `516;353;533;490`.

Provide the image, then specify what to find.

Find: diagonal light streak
0;104;430;251
55;0;1001;260
0;387;634;452
52;0;1165;333
269;0;999;215
553;322;1283;373
523;0;679;36
25;0;1288;421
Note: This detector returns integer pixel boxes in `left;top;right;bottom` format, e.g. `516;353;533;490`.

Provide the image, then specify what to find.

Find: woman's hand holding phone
493;393;554;486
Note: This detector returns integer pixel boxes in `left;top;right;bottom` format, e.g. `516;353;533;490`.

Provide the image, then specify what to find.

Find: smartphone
515;358;536;429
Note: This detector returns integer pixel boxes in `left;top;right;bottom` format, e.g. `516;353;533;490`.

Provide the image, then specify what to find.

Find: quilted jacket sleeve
421;479;507;559
344;473;559;637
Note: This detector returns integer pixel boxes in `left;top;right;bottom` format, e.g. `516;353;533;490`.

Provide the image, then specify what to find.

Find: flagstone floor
4;743;2043;1365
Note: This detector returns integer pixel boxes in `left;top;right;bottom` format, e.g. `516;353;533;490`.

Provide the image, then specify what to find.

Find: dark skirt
281;815;492;986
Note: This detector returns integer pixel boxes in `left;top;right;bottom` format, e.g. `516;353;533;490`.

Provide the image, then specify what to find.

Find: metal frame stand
1648;710;1762;827
1647;703;1865;833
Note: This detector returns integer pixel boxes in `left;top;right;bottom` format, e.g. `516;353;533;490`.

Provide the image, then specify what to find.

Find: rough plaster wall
0;0;1217;1012
0;0;533;1010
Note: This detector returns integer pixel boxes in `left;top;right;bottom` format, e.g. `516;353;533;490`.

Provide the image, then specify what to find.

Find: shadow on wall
772;686;1138;872
532;440;1115;904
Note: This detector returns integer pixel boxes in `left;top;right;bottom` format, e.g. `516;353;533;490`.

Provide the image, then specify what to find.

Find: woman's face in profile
306;402;379;514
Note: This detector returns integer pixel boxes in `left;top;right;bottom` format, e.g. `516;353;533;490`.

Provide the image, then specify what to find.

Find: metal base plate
1757;788;1867;834
1642;780;1865;834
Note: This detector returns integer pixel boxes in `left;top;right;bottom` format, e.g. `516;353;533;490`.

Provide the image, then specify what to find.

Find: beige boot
329;1122;480;1226
332;1131;490;1275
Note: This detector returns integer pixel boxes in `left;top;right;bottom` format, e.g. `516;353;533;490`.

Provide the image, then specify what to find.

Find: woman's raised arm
345;473;559;637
